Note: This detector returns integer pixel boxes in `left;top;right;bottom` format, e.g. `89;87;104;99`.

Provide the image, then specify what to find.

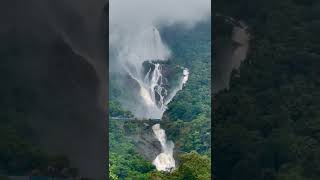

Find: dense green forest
109;21;211;179
0;112;77;177
0;39;78;178
109;119;155;179
162;22;211;157
214;0;320;179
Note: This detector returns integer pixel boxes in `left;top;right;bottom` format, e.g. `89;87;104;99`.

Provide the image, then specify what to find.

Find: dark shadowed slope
0;0;107;179
214;0;320;179
214;15;249;93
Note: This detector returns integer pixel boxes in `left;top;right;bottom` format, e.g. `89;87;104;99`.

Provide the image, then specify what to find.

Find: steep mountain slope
162;21;211;156
109;21;212;179
214;0;320;179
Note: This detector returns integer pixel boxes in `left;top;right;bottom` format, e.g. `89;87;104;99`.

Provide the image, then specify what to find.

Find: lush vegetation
109;21;212;179
162;21;212;157
0;74;77;177
109;101;134;118
109;118;212;180
150;151;211;180
214;0;320;179
109;118;155;180
0;116;77;178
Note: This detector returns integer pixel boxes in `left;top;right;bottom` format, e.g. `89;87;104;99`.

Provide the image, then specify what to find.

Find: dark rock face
213;16;249;94
123;120;162;161
142;60;183;98
133;129;162;161
130;121;181;166
0;0;107;179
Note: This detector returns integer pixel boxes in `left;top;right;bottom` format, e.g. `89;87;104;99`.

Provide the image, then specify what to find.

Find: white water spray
165;68;189;105
109;0;208;171
109;0;209;118
115;26;189;119
152;124;175;172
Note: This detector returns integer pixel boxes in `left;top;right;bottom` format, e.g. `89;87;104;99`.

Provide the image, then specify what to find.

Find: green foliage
110;152;154;180
109;164;119;180
109;21;212;179
162;21;212;157
163;22;211;122
150;151;211;180
0;113;75;177
214;0;320;179
109;100;134;118
109;119;155;179
163;115;211;157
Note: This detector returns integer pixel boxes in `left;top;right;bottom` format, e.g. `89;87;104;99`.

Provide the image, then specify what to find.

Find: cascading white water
182;68;190;85
165;68;189;105
110;0;210;174
112;26;190;172
142;63;190;118
117;26;189;119
152;124;175;172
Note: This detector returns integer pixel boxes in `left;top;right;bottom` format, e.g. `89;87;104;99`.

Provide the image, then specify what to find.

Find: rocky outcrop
133;128;162;161
122;120;163;161
214;15;250;93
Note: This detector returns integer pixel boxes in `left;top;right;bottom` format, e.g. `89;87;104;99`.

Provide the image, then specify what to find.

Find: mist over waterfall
110;0;210;119
109;0;210;172
117;27;175;119
165;68;190;105
111;25;190;119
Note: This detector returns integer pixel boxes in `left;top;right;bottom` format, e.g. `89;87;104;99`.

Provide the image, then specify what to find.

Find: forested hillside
162;22;211;156
109;21;211;179
0;0;107;178
214;0;320;179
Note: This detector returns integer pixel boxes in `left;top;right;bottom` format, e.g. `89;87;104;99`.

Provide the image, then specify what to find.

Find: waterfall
144;63;167;111
165;68;189;105
117;26;189;119
152;124;175;172
112;26;190;172
139;63;190;119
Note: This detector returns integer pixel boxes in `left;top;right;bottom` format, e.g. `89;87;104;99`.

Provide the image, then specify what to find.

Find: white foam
152;124;175;172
